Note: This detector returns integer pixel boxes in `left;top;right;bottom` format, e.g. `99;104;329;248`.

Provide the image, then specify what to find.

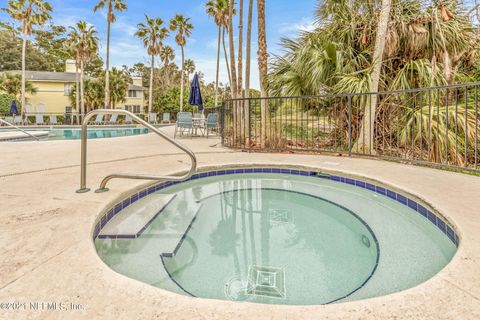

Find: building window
125;105;142;114
128;90;141;98
64;84;73;96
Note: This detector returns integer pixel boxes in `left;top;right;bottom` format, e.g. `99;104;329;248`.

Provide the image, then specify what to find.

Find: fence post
221;101;226;147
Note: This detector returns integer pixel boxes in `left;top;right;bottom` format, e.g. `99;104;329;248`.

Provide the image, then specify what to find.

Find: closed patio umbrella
10;100;18;115
188;73;204;112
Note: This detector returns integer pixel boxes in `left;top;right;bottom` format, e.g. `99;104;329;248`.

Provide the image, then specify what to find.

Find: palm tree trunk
355;0;392;153
104;9;112;109
237;0;244;98
215;25;221;108
228;0;238;99
149;54;154;113
257;0;269;146
75;61;80;114
21;32;27;117
245;0;253;145
180;46;185;112
80;60;85;117
222;27;232;91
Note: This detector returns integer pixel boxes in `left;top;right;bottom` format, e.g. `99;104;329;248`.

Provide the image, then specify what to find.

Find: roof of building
4;71;144;90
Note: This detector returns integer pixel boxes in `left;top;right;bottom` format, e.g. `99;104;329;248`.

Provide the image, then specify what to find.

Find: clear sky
0;0;318;89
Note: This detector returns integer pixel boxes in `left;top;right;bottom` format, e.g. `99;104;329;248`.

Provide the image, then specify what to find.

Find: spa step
98;194;176;239
152;202;202;258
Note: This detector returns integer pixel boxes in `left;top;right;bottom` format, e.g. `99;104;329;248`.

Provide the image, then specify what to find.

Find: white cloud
278;17;316;35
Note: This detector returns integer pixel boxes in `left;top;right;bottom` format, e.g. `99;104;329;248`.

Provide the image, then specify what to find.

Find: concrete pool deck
0;126;479;319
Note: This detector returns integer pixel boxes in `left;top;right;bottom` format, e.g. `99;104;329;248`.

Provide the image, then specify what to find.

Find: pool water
95;173;456;305
45;128;149;140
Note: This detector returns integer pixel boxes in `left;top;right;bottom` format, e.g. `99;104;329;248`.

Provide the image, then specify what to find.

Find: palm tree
160;45;175;67
169;14;193;112
0;72;37;102
93;0;127;109
206;0;229;108
237;0;244;98
355;0;392;152
257;0;268;144
65;38;81;114
68;21;99;118
228;0;238;99
107;67;129;108
3;0;52;115
184;59;195;86
244;0;254;138
135;15;169;114
244;0;253;100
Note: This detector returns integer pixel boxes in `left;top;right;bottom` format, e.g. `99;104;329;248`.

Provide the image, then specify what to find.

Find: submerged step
158;203;202;258
98;194;176;239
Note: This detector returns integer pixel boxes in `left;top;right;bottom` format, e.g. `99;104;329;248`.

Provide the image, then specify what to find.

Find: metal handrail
0;118;40;141
76;109;197;193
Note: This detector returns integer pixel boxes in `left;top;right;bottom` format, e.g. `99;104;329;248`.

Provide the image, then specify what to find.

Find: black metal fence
221;82;480;173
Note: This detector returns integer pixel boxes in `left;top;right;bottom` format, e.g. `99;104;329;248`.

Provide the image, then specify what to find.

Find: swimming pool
46;127;150;140
94;168;458;306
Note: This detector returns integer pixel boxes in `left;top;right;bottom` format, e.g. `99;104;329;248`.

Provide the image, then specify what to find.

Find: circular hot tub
94;167;458;305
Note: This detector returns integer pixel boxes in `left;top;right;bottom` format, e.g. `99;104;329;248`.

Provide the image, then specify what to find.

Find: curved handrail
76;109;197;193
0;118;40;141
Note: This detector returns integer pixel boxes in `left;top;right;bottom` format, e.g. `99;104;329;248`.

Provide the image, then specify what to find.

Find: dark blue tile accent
330;176;341;182
375;186;386;195
226;169;235;174
114;203;123;214
190;175;199;180
131;193;139;202
147;186;156;194
345;178;355;185
300;171;310;176
271;168;281;173
107;209;114;220
217;170;227;175
139;190;147;198
366;183;376;191
262;168;272;173
122;198;131;208
446;227;455;243
437;219;446;233
396;194;407;205
280;169;290;174
418;205;428;217
290;169;299;175
200;172;209;178
355;180;366;188
387;190;396;200
407;199;418;211
427;211;437;224
244;168;254;173
100;215;107;228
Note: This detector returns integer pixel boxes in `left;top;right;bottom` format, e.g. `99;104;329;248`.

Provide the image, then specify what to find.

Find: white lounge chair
49;115;58;125
148;112;157;124
107;114;118;124
35;114;44;125
125;115;133;124
91;114;104;125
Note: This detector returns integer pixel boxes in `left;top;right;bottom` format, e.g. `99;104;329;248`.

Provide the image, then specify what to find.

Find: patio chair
125;115;133;124
174;112;193;138
162;113;170;124
107;114;118;124
204;113;219;138
49;115;58;125
148;112;157;124
35;114;44;125
90;114;104;125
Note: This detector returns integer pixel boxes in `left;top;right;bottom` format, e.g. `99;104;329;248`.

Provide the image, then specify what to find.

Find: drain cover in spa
247;265;286;299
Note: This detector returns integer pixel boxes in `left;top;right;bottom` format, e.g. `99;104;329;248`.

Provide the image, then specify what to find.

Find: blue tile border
93;167;459;248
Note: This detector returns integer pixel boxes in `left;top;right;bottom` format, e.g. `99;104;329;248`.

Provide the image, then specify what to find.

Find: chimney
65;59;77;73
132;77;143;87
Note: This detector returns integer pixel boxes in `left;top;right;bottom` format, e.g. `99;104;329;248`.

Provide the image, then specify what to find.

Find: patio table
192;117;205;136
